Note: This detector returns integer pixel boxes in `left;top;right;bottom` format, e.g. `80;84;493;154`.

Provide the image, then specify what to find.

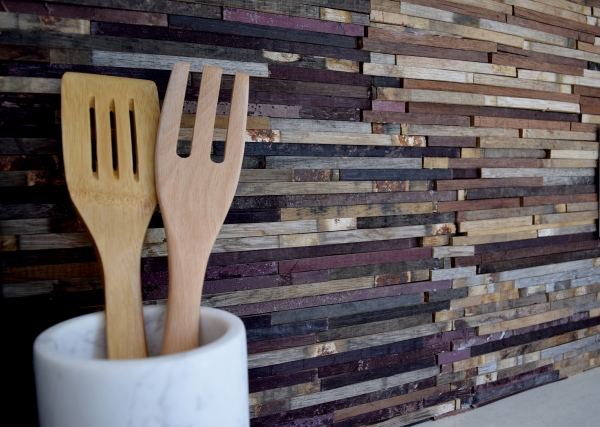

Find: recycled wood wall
2;0;600;425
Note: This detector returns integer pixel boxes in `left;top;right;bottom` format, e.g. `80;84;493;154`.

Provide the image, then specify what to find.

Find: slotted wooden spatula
156;63;249;355
61;73;160;359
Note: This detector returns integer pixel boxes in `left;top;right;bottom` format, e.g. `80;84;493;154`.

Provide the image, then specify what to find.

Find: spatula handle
101;246;148;359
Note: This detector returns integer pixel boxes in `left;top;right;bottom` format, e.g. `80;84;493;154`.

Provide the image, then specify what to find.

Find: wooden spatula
156;63;249;355
61;73;160;359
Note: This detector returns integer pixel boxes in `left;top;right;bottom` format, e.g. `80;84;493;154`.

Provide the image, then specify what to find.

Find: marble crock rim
33;306;246;366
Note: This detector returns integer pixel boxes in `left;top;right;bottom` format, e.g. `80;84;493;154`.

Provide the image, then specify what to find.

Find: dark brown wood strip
513;6;600;37
359;38;489;62
279;247;432;273
491;53;584;77
408;103;579;122
362;111;470;126
365;26;497;52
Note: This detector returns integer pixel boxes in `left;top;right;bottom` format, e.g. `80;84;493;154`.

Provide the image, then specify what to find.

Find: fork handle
101;246;148;359
161;238;213;355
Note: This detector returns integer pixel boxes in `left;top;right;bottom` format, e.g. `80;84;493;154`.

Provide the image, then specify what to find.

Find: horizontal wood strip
379;88;580;113
403;78;580;104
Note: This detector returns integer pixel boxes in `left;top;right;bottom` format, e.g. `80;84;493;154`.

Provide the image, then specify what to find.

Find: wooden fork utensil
156;63;249;355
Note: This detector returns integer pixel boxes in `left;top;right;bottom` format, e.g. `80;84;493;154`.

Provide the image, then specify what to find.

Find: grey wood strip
317;312;431;341
269;118;372;132
266;156;422;169
271;293;424;325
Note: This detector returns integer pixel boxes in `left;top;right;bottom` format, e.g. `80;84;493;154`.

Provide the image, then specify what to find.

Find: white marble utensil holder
33;305;249;427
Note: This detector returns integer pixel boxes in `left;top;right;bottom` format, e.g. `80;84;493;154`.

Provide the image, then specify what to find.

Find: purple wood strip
318;342;448;377
279;247;432;273
248;333;315;354
204;274;288;294
206;261;278;280
375;272;419;286
142;271;168;288
213;102;302;118
371;100;407;112
451;169;479;179
143;270;291;293
291;269;329;285
423;328;477;346
139;238;419;271
453;312;589;350
437;348;471;365
2;0;167;26
222;281;448;316
474;233;597;255
142;285;168;301
268;64;371;86
223;7;364;37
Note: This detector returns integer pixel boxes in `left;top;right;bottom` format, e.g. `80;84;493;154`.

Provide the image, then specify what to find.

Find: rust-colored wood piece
61;73;160;359
156;62;249;355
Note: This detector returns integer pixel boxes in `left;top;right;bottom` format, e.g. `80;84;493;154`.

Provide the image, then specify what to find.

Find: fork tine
156;62;189;161
191;66;221;160
223;72;249;169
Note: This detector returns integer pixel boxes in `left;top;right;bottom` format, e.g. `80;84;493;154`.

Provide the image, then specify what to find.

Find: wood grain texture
5;0;600;423
156;64;249;354
61;72;160;358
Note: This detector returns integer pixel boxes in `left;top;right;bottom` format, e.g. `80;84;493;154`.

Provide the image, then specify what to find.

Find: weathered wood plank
91;50;269;76
403;78;580;104
2;1;170;25
365;25;497;52
0;12;90;34
379;88;580;113
363;110;471;126
395;55;515;76
364;63;475;83
222;7;364;36
399;3;569;47
370;9;524;48
266;156;421;170
279;223;456;248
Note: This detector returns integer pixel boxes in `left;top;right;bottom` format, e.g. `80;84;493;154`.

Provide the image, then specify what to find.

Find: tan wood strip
279;223;455;248
478;307;574;335
281;202;434;221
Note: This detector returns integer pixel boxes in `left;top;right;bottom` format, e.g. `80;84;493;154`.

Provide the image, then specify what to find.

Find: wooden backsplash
1;0;600;425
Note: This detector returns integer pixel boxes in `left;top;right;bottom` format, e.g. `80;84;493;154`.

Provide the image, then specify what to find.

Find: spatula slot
109;100;118;175
128;99;138;177
89;101;98;174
